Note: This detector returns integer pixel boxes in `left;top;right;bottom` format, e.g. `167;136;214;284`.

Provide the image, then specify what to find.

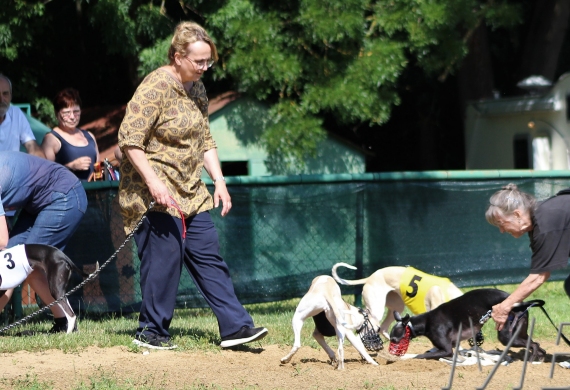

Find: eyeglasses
60;109;81;118
183;56;214;69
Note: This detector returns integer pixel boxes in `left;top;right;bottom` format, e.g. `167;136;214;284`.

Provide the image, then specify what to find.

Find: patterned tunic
118;69;216;234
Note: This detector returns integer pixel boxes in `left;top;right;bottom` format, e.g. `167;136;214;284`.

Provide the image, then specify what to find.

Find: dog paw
375;349;399;363
529;343;547;363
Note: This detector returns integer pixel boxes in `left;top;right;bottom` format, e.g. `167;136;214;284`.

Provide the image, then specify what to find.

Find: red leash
169;196;186;239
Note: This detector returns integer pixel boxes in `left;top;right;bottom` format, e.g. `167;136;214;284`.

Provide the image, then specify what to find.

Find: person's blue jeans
8;182;87;250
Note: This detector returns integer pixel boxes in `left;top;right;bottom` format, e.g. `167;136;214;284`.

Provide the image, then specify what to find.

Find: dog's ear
402;314;410;325
394;311;402;321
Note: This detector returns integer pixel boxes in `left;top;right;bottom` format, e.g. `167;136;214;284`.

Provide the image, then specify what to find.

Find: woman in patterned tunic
118;21;267;350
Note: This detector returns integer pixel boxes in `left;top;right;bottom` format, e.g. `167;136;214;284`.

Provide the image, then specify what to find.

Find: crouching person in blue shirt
0;151;87;333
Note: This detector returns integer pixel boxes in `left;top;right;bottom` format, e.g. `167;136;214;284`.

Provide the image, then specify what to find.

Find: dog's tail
59;250;91;278
331;262;369;286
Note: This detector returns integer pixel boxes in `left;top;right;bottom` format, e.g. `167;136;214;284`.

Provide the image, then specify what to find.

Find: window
221;161;248;176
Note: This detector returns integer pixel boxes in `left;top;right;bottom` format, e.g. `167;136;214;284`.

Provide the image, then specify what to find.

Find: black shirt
529;189;570;273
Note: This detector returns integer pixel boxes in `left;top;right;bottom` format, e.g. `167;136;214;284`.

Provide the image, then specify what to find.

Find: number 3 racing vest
0;245;33;290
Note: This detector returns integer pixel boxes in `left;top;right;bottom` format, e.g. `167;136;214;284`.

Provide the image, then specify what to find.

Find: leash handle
479;309;492;324
168;196;186;240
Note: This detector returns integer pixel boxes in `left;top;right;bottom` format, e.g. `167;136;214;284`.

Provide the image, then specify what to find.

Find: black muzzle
357;309;383;351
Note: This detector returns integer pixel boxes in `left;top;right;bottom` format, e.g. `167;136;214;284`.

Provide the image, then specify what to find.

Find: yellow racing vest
399;267;454;315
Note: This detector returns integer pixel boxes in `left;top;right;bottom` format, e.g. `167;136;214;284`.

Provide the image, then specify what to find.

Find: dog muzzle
358;329;384;351
357;317;383;351
389;326;411;356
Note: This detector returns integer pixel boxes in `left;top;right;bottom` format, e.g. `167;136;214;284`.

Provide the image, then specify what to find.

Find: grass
0;281;568;389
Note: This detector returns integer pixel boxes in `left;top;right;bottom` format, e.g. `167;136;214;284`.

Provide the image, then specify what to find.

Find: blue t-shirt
0;151;80;216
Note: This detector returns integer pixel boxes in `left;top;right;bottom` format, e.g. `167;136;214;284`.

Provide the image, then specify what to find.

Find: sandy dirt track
1;338;570;389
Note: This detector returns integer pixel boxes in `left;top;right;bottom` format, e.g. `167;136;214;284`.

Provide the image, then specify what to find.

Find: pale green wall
209;99;269;176
208;98;366;176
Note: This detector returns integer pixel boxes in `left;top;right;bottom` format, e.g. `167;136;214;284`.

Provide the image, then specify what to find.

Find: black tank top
50;129;97;181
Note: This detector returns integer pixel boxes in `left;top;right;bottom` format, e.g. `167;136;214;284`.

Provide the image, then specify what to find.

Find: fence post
354;188;364;306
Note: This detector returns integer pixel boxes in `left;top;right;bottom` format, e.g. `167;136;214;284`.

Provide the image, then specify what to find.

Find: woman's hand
203;148;231;216
146;177;171;208
69;156;92;171
491;272;550;331
122;146;171;207
213;181;232;217
491;302;510;331
0;215;9;249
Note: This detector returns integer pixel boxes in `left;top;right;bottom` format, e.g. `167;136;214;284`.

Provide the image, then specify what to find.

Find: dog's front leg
528;341;546;362
414;347;454;360
344;328;378;366
280;314;306;364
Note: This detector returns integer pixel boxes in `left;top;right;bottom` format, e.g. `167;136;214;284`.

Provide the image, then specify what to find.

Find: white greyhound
280;275;381;369
332;263;463;338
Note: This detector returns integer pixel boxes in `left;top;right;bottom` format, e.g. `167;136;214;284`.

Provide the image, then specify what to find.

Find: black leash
523;299;570;347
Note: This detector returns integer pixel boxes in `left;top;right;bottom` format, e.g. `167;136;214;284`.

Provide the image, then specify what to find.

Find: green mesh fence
10;171;570;314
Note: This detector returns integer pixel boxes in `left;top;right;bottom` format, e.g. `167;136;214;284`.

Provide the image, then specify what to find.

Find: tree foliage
371;0;522;80
0;0;45;61
0;0;531;171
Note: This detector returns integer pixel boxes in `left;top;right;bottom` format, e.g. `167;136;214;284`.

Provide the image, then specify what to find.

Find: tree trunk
516;0;570;83
457;23;495;111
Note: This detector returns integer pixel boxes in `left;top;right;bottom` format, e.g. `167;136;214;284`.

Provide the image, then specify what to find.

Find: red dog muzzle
389;326;411;356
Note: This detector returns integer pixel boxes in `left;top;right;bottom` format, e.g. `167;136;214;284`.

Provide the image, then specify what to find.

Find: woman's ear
173;53;182;66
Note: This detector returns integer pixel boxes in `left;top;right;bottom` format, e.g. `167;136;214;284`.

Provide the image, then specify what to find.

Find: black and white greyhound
389;288;546;362
0;244;90;333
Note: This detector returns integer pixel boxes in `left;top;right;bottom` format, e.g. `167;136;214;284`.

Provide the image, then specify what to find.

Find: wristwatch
213;176;226;183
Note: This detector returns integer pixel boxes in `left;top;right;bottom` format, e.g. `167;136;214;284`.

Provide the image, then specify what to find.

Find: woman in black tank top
41;88;99;181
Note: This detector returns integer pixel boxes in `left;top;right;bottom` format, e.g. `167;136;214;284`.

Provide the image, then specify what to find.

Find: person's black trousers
134;211;254;339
